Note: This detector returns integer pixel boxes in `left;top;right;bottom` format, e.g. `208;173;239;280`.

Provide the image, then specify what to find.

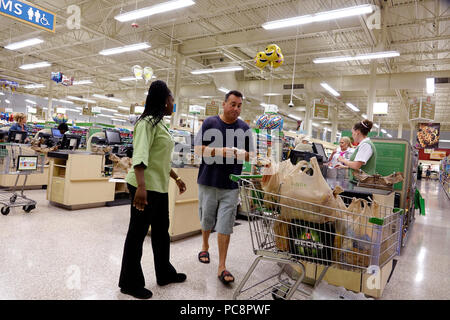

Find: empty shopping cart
0;143;45;215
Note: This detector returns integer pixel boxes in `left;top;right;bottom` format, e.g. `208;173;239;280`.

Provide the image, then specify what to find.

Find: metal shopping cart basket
230;174;403;300
0;143;45;215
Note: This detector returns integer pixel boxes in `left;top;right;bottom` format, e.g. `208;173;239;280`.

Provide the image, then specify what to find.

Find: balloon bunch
0;79;19;91
132;65;154;83
254;44;284;70
256;114;284;130
0;113;14;122
51;72;74;86
52;113;68;124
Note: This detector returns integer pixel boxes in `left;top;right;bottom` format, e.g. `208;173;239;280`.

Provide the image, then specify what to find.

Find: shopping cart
0;143;45;215
230;174;403;300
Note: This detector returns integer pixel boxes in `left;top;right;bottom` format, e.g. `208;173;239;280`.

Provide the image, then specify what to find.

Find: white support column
171;52;184;128
331;106;338;143
367;62;377;122
397;122;403;138
304;93;313;137
409;122;414;145
47;80;54;121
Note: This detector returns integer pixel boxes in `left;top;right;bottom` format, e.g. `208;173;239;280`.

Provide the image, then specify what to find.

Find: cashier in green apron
337;119;377;182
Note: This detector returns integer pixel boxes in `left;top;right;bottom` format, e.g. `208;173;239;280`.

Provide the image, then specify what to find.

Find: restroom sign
0;0;56;33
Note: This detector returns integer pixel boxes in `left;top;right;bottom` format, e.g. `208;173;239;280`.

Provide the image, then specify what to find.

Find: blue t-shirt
195;116;254;189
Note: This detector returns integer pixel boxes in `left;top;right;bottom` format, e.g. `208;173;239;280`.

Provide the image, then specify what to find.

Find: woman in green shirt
337;119;377;181
119;80;187;299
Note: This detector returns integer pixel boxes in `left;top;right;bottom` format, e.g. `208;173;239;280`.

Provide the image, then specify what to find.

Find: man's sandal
218;270;234;285
198;251;210;264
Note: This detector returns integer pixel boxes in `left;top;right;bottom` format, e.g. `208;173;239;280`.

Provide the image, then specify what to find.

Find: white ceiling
0;0;449;131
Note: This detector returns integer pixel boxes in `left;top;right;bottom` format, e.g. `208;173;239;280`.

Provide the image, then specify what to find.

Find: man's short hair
224;90;243;102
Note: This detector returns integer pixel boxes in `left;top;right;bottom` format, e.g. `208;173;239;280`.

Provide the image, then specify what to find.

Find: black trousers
119;184;177;289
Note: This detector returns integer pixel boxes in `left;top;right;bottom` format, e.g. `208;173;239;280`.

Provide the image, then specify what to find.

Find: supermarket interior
0;0;449;302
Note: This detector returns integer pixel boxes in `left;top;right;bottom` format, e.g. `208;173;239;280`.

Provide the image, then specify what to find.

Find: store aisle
381;179;450;300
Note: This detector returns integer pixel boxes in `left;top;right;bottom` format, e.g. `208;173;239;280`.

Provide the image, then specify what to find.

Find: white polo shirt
353;138;373;165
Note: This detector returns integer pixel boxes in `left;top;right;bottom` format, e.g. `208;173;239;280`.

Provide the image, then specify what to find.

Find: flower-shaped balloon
132;65;143;80
143;67;153;83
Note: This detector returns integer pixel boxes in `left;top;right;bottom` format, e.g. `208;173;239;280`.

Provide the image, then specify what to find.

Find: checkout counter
46;150;116;209
289;143;397;208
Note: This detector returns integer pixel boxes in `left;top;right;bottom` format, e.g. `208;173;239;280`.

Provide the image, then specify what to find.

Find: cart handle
229;174;263;182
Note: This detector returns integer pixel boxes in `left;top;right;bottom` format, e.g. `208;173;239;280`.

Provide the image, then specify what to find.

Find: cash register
289;142;328;177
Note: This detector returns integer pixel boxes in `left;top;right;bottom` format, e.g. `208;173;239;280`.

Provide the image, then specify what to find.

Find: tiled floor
0;179;448;300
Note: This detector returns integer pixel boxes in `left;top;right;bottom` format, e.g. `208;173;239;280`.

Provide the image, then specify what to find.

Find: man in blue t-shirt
194;90;254;286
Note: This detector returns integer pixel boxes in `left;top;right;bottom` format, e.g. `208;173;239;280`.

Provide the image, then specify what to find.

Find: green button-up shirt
125;117;174;193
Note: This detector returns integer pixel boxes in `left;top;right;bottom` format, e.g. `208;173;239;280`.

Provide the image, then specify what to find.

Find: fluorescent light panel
25;99;36;105
19;61;51;70
23;84;45;89
72;80;93;85
313;51;400;64
92;94;123;103
320;82;340;96
66;96;96;104
99;42;150;56
262;4;374;30
217;87;229;93
345;102;360;112
115;0;195;22
191;66;243;75
5;38;44;50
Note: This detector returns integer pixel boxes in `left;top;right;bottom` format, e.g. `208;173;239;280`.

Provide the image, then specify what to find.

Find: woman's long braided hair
137;80;171;127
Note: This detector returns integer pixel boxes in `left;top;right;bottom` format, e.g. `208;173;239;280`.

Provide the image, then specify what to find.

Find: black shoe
120;287;153;299
157;273;187;286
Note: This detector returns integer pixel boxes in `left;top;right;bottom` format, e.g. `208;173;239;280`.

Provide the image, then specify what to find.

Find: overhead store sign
409;97;435;121
0;0;56;33
312;99;329;119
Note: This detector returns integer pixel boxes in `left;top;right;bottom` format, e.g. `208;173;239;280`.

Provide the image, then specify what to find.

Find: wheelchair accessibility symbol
26;7;50;27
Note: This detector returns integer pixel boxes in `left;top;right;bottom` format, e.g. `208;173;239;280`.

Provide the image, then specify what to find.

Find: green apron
349;139;377;182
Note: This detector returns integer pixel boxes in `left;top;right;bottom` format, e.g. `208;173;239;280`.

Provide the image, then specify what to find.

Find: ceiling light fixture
191;66;243;75
262;4;374;30
217;87;229;93
313;51;400;64
66;96;96;104
92;94;123;103
320;82;340;96
99;42;151;56
23;84;45;89
25;99;36;105
264;93;282;96
345;102;360;112
115;0;195;22
5;38;44;50
72;80;93;85
19;61;51;70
